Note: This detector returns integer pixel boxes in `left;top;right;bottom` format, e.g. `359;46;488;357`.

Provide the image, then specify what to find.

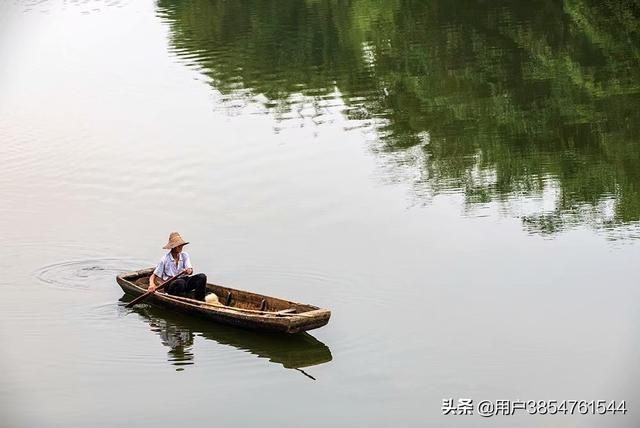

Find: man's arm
149;258;165;291
183;253;193;275
148;273;159;292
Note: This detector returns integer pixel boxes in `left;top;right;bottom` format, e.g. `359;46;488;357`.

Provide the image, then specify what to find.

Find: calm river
1;1;639;427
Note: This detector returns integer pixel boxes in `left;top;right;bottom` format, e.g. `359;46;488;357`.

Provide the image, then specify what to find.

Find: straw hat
162;232;189;249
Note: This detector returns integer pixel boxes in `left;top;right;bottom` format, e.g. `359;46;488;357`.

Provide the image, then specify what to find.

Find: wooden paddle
125;270;185;308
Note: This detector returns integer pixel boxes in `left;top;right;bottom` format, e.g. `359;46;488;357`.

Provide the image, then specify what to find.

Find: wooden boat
116;268;331;334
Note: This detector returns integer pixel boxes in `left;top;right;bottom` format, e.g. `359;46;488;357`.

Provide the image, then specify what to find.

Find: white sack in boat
205;293;221;306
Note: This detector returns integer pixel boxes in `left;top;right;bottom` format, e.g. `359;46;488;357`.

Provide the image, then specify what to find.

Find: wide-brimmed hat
163;232;189;249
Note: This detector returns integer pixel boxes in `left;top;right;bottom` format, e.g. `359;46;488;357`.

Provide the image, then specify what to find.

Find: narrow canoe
116;268;331;334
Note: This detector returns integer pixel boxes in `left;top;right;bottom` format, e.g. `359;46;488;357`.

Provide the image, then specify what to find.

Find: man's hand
184;268;193;276
148;273;159;292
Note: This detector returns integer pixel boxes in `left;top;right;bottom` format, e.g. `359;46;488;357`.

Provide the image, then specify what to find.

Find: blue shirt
153;252;192;280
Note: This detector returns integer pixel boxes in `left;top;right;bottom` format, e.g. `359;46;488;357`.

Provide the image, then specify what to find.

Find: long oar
125;270;185;308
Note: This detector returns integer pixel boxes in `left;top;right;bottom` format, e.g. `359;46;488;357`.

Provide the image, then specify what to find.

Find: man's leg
184;273;207;301
167;278;187;296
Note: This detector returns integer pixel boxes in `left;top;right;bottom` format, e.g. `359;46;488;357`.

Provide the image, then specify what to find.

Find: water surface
1;1;639;427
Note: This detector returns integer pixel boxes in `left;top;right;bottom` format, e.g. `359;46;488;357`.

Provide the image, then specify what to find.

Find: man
148;232;207;301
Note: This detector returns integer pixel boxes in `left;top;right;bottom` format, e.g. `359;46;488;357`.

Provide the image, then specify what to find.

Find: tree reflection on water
157;0;640;237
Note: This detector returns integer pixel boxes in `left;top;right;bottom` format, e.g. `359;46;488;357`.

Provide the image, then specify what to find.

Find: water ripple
33;257;150;291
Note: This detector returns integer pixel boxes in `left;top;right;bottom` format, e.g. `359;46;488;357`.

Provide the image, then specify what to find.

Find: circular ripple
33;257;151;291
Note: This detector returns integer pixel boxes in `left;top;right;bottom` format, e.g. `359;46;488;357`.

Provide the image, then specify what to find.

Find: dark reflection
148;311;195;370
120;297;332;375
156;0;640;236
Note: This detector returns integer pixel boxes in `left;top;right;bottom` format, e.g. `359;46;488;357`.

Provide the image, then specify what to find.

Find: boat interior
129;272;318;314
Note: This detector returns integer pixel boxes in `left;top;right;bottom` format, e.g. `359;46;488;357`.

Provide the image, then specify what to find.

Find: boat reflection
121;297;332;376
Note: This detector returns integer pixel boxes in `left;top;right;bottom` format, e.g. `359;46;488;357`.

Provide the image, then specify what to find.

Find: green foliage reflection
157;0;640;235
